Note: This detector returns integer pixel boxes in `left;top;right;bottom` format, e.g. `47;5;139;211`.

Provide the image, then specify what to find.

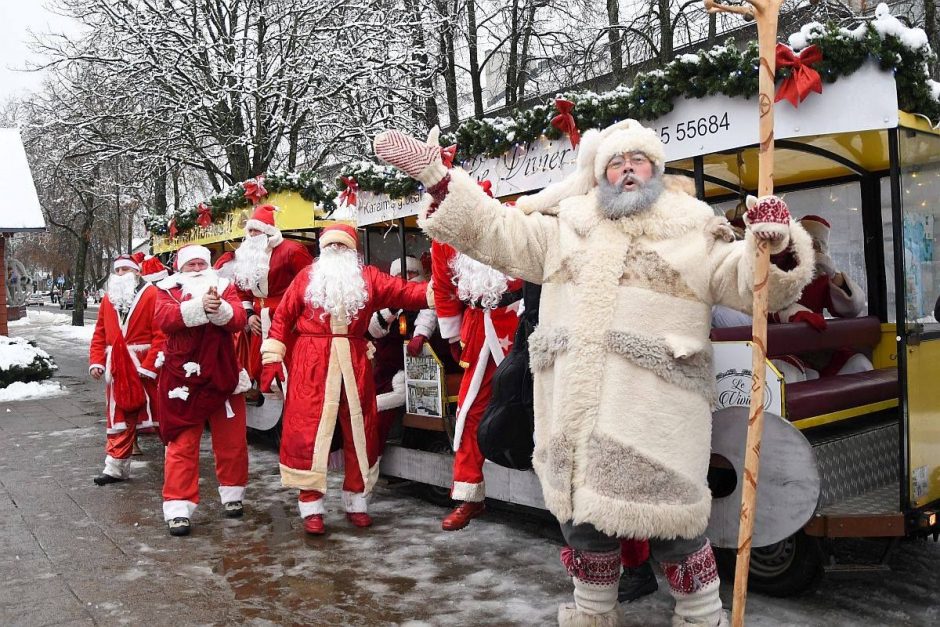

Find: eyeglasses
606;153;651;170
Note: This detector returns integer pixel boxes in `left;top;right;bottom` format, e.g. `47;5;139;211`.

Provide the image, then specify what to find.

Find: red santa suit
153;245;251;523
431;241;522;503
261;226;429;520
233;204;313;379
89;257;165;481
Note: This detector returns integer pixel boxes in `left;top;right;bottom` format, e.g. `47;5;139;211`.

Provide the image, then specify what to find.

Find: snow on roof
0;129;45;232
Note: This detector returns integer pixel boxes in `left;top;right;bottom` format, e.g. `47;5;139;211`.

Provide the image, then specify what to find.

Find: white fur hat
515;119;665;215
175;245;211;270
390;256;423;279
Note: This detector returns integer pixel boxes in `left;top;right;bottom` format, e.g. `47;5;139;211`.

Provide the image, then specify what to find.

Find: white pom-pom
154;351;165;368
168;386;190;401
183;362;201;377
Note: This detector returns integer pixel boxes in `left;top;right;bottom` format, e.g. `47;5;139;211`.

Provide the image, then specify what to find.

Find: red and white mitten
745;195;791;247
374;127;448;187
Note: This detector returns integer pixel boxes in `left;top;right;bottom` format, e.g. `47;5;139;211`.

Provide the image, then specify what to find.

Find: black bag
477;282;540;470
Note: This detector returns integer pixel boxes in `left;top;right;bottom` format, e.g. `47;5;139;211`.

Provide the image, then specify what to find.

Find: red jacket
89;284;165;377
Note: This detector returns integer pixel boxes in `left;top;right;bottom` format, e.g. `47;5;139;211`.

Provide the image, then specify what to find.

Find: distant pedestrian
89;254;165;486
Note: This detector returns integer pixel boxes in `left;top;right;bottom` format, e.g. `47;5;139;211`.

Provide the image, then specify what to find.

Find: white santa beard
449;252;509;309
305;248;367;324
107;273;139;312
233;233;270;290
179;269;221;301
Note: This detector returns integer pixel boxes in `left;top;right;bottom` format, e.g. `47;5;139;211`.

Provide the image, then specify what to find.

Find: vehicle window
365;228;430;275
899;129;940;332
881;176;896;323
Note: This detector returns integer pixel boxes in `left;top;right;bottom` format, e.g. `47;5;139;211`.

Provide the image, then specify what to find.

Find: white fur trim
593;119;666;181
142;269;168;283
207;300;234;326
452;481;485;502
89;363;105;373
103;455;131;479
245;219;280;240
260;338;286;364
376;370;406;411
828;274;866;318
218;485;245;503
113;258;140;271
154;351;165;368
183;362;201;377
176;245;211;269
515;128;602;215
437;314;462;340
368;311;390;339
234;369;252;394
390;256;423;278
106;421;128;435
180;298;209;327
319;229;357;250
168;386;190;401
163;499;197;521
137;367;157;379
413;308;438;338
342;490;370;513
298;498;325;518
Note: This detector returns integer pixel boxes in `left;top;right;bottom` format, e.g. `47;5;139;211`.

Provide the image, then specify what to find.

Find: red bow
196;203;212;228
440;144;457;168
243;176;267;204
550;98;580;149
775;43;823;107
338;176;359;207
168;219;178;239
477;179;493;198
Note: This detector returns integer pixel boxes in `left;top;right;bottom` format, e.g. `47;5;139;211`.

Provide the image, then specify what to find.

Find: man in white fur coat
375;120;815;627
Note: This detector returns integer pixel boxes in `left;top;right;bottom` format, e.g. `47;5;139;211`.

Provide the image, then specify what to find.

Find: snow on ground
10;308;94;347
0;380;67;402
0;335;53;369
8;309;71;327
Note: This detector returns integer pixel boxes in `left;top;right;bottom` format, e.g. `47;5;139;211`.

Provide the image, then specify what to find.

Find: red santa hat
175;244;212;270
140;255;169;282
390;255;423;278
319;224;358;250
245;204;281;238
515;119;666;215
798;215;830;253
113;254;141;272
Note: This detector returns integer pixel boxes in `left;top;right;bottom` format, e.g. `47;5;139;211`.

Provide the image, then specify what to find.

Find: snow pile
0;336;57;388
872;2;930;52
8;310;70;327
0;380;66;402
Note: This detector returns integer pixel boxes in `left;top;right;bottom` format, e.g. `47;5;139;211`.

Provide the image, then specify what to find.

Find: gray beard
596;174;664;219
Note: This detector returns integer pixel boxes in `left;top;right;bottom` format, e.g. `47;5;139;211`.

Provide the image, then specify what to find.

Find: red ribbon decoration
168;219;178;239
477;179;493;198
775;43;823;107
338;176;359;207
242;176;268;204
196;203;212;228
550;97;580;149
440;144;457;168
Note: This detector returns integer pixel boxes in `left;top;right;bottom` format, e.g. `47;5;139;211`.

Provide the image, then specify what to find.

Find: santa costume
367;256;444;453
153;245;252;536
231;204;313;379
260;224;430;534
431;241;522;530
89;254;166;485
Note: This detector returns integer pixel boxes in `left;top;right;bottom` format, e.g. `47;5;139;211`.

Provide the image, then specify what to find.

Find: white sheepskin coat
420;169;815;540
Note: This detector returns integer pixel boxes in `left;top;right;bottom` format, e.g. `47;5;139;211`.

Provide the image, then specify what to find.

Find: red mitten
406;334;427;357
450;341;463;364
259;362;283;393
374;127;448;187
745;195;791;240
791;310;827;332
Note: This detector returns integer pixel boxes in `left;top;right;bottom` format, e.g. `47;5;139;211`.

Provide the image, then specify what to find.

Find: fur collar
267;230;284;248
558;188;716;241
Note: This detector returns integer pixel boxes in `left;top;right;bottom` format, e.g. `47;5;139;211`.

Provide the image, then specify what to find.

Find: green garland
146;170;336;236
150;15;940;232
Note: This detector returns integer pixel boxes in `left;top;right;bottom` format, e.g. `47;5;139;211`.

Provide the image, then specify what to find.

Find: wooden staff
703;1;783;624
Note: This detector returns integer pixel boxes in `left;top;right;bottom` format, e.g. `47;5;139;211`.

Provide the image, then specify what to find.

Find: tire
714;531;823;597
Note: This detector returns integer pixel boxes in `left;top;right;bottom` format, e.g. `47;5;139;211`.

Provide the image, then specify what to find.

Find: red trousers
451;358;497;503
102;413;139;479
162;395;248;520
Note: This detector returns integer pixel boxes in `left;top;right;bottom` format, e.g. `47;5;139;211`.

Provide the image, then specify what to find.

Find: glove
815;253;837;278
406;334;427;357
744;195;791;245
791;310;827;332
374;127;448;187
259;362;283;393
450;341;462;364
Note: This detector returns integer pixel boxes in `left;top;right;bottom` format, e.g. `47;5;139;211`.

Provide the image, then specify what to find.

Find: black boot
618;560;658;602
93;474;124;486
167;517;191;536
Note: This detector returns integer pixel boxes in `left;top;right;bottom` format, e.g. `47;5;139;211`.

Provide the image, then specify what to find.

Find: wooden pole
704;1;783;624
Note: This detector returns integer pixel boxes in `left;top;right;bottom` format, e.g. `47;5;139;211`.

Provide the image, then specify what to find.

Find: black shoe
618;561;658;603
223;501;244;518
93;474;124;486
168;517;191;536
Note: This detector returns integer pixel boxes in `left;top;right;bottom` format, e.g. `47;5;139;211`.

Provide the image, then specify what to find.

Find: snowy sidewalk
0;312;938;625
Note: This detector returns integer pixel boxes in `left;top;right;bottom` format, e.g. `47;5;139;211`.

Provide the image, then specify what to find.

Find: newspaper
403;343;445;418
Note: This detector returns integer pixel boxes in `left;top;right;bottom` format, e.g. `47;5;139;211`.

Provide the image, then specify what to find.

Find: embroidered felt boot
662;542;727;626
557;547;624;627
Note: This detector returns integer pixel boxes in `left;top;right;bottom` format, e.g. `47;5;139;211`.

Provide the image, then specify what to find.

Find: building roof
0;129;45;232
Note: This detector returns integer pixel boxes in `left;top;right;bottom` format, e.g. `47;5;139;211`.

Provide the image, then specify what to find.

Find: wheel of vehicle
714;531;824;597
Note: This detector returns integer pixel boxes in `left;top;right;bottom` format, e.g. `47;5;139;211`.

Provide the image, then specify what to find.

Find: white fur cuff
452;481;485;502
218;485;245;503
163;499;197;521
180;298;209;327
260;338;286;364
342;490;370;513
438;314;462;340
207;300;234;326
89;363;105;374
298;498;325;518
137;367;157;379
